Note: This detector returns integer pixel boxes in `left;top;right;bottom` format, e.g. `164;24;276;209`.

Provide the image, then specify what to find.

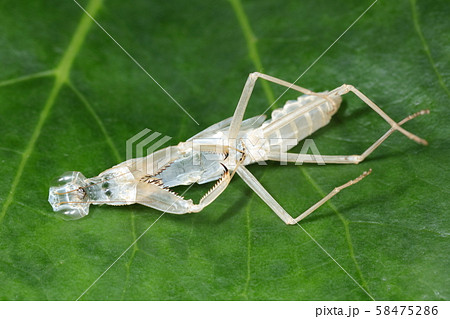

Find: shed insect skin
48;72;429;224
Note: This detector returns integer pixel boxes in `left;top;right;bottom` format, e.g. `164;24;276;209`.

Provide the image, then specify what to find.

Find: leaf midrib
229;0;372;299
0;0;104;224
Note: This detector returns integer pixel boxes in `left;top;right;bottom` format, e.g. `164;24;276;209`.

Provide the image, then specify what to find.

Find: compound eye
48;171;90;220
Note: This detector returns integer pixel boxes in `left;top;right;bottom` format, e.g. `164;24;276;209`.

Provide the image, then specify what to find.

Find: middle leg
236;165;371;225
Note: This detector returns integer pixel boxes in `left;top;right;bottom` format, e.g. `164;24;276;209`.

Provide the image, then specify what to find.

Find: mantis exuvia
48;72;429;224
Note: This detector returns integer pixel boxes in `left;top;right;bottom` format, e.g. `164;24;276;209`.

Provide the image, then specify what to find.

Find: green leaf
0;0;448;300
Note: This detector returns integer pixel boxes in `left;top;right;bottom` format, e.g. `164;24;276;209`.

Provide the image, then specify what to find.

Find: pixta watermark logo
126;128;173;173
126;128;325;173
126;128;172;160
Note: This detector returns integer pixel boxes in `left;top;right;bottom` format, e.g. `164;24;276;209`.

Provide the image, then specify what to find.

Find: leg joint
337;84;354;95
347;155;363;164
344;84;355;91
286;218;297;225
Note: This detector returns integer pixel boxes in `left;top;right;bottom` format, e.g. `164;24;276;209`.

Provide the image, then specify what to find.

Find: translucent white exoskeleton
48;72;429;224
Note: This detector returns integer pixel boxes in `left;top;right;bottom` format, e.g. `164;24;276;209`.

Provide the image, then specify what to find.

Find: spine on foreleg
261;94;341;152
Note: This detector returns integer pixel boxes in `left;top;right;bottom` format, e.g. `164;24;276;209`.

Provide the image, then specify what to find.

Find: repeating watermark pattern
126;128;172;173
126;128;171;160
73;0;380;302
126;128;172;160
74;0;380;301
292;139;325;165
126;128;325;173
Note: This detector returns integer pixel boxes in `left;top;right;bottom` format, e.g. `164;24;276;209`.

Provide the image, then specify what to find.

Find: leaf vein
410;0;450;98
229;0;373;299
0;0;103;224
67;82;121;163
229;0;275;105
0;70;55;88
299;168;371;292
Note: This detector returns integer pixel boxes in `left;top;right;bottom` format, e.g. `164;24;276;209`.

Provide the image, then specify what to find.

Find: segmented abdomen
261;94;341;152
